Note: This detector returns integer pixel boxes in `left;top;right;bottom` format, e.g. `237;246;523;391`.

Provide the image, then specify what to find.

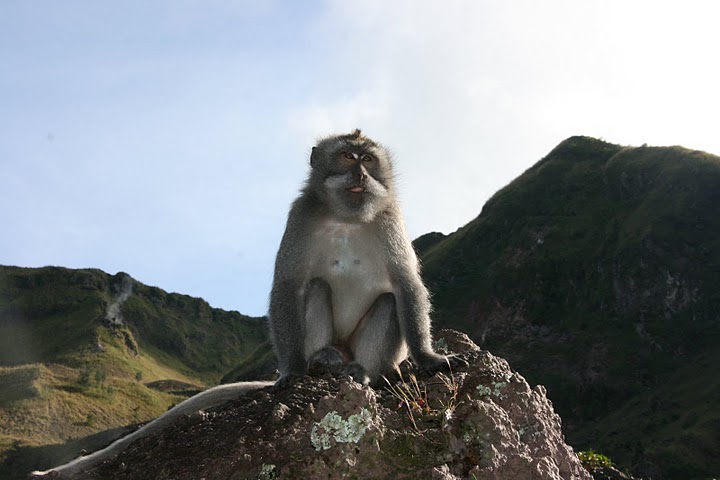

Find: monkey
33;130;456;477
268;129;455;387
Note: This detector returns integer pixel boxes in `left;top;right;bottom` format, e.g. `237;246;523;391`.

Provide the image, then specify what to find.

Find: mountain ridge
420;136;720;478
2;136;719;478
0;265;270;478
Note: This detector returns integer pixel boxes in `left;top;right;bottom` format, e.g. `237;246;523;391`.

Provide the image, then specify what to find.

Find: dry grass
0;336;204;456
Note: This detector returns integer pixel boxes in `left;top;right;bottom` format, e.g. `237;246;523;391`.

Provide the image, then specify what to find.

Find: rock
49;330;591;480
588;465;639;480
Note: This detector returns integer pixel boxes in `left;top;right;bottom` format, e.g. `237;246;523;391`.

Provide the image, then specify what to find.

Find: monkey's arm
379;212;448;370
268;277;308;385
268;200;314;386
394;273;448;367
393;267;469;373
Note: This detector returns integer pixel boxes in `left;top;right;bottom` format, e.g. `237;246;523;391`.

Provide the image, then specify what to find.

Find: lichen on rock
257;463;277;479
475;381;507;399
310;408;374;451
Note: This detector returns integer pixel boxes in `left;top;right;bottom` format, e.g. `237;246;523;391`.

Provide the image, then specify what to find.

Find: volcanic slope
418;136;720;479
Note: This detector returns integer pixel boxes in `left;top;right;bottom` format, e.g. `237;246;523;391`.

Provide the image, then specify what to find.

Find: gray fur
269;129;449;386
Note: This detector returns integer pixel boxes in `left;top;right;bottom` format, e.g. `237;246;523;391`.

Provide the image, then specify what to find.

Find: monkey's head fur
307;129;396;222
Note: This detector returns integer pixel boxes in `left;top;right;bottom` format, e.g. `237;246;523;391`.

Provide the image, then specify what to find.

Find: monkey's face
309;132;395;221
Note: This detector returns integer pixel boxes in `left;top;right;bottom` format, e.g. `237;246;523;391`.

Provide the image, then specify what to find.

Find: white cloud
285;0;720;237
288;89;391;141
2;0;719;315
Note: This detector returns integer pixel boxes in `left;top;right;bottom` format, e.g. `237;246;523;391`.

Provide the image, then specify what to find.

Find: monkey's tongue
349;186;365;193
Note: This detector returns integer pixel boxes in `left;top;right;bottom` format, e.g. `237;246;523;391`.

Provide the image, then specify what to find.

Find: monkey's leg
349;293;407;385
303;278;344;376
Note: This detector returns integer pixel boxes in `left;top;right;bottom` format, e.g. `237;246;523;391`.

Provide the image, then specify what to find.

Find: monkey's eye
342;152;354;160
361;154;374;163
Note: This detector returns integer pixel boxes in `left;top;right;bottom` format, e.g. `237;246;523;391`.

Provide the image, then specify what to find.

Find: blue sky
2;1;719;316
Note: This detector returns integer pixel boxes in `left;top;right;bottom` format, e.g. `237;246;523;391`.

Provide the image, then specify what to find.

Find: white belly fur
308;221;393;341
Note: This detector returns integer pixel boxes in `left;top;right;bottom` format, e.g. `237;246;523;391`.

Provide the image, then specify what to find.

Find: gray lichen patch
433;337;450;354
310;408;374;451
476;381;507;399
257;463;277;480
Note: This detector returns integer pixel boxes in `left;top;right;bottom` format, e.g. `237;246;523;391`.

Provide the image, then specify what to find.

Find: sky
2;1;719;317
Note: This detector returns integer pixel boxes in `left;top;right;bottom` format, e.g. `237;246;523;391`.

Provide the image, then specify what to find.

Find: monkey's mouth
348;186;365;193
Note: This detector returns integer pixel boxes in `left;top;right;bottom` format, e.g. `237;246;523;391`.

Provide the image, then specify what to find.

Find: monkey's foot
341;362;371;386
308;347;346;377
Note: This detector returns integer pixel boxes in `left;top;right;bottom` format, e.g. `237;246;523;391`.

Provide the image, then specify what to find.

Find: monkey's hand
413;351;471;377
274;373;304;389
446;350;479;368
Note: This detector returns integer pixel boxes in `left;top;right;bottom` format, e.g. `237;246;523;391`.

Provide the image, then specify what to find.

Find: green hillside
0;266;269;478
3;137;719;479
420;137;720;479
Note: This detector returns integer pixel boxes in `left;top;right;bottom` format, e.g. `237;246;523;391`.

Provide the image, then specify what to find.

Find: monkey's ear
310;146;318;168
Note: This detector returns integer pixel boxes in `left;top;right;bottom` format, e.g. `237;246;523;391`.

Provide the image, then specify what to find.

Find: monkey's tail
30;381;274;478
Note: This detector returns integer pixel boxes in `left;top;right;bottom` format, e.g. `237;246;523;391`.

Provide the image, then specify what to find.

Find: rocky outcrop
43;331;590;479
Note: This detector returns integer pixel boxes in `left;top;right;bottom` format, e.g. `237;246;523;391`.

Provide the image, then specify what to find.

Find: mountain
0;266;268;379
3;136;719;479
0;266;269;478
419;137;720;479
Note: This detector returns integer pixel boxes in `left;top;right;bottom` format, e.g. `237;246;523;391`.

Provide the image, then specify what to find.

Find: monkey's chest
309;223;393;339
